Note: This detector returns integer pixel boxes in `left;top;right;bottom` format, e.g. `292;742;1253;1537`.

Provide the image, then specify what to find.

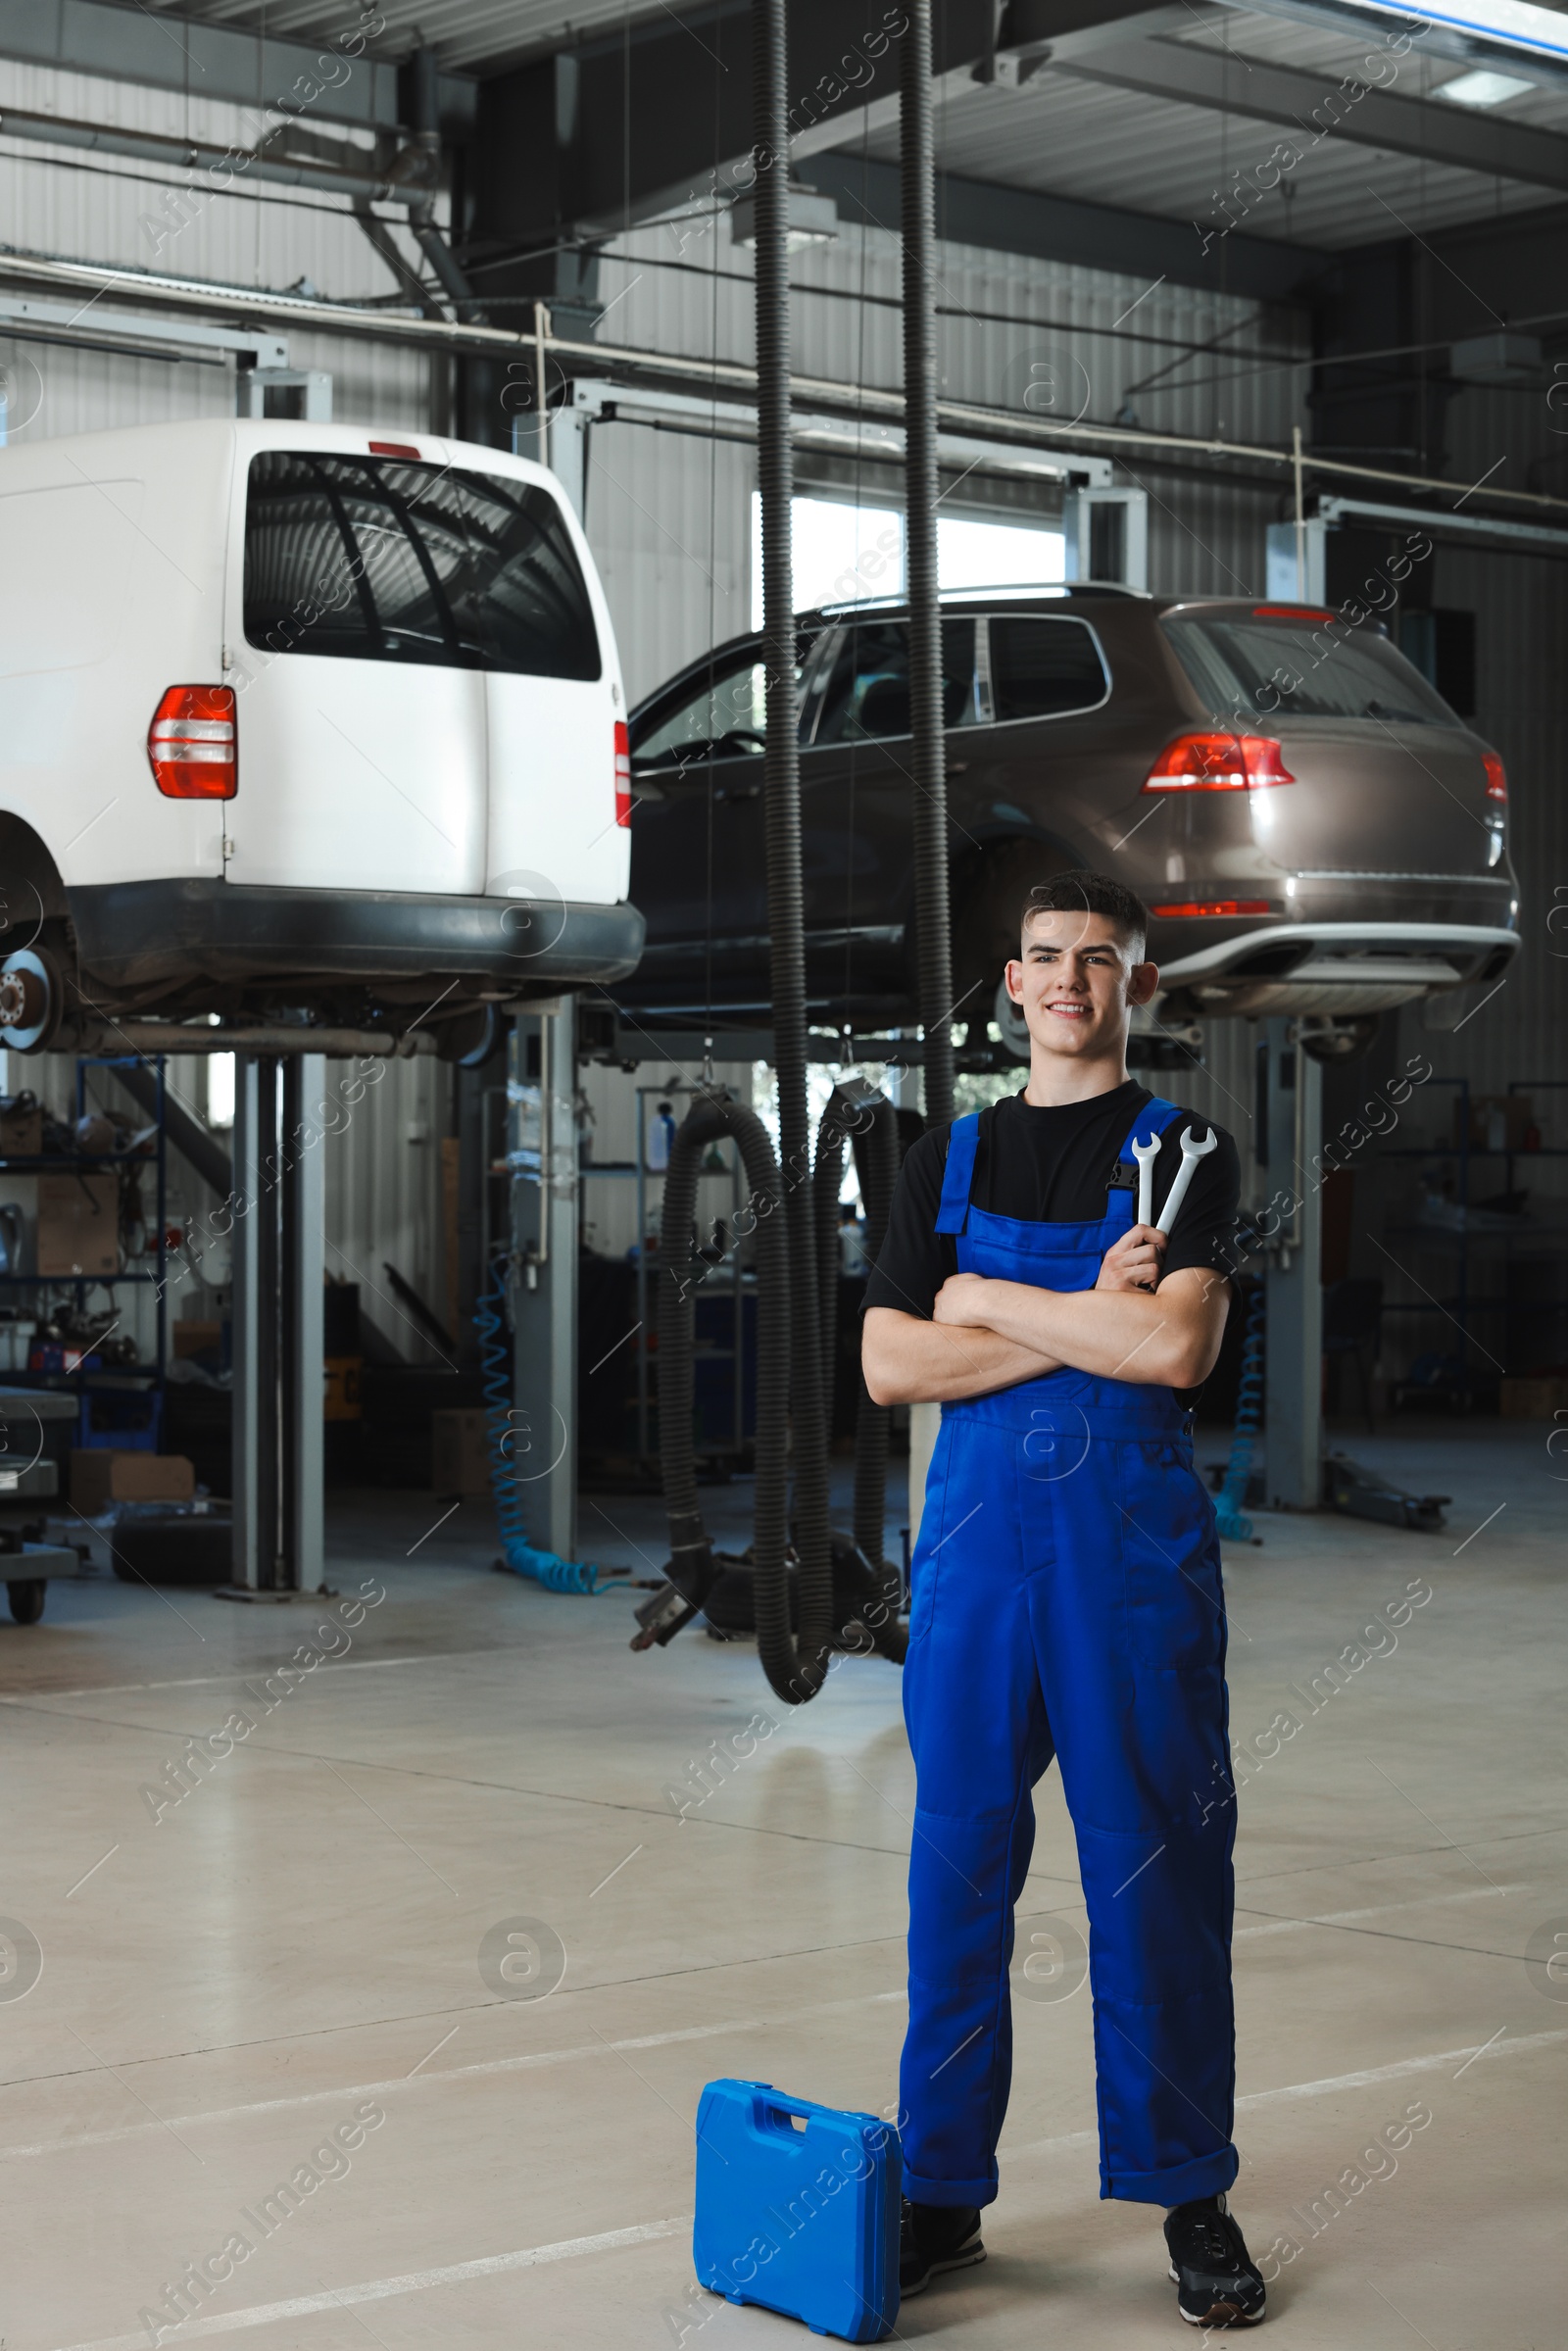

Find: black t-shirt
863;1083;1242;1326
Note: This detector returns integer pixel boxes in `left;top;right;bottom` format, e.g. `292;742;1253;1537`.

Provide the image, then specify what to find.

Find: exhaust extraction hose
901;0;956;1131
752;0;831;1702
659;1095;832;1703
812;1086;901;1577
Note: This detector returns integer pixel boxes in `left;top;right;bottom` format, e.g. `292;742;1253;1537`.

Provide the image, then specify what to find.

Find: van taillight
1142;731;1295;792
148;686;237;800
1482;751;1507;803
614;719;632;828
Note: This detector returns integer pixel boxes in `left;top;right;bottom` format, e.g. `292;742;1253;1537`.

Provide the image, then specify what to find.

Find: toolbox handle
752;2089;814;2137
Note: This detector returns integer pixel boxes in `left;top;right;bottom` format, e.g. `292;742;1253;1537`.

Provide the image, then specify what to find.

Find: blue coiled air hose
475;1260;609;1594
1214;1281;1265;1544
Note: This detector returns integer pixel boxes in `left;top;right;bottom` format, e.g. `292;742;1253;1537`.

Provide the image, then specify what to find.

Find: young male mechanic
862;871;1266;2329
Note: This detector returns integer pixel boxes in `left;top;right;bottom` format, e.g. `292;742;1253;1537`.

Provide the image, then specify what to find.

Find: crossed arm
862;1223;1232;1406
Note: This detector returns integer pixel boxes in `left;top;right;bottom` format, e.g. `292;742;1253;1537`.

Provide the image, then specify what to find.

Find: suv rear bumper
69;879;646;993
1156;920;1518;1015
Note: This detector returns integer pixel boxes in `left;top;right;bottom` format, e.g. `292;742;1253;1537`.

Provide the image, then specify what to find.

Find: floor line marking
1004;2027;1568;2160
1234;1885;1517;1940
51;2217;693;2351
0;1651;511;1702
0;1992;906;2162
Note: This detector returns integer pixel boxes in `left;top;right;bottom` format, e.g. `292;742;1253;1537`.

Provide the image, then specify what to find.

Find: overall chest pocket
1116;1441;1224;1669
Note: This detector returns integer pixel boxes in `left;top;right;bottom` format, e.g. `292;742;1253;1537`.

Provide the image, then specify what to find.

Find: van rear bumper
69;879;646;991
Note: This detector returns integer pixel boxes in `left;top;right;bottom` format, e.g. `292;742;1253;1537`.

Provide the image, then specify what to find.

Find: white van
0;419;643;1055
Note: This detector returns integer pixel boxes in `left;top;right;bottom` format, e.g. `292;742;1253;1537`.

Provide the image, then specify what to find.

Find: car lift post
511;999;579;1563
226;1053;325;1595
1259;1016;1323;1510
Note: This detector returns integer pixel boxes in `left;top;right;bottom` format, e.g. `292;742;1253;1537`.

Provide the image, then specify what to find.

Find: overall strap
935;1112;983;1235
1117;1096;1183;1166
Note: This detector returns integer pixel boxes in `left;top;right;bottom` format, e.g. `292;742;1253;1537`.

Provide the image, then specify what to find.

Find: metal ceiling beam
800;150;1330;303
1055;34;1568;194
0;0;474;132
6;243;1568;521
468;0;996;249
0;100;433;204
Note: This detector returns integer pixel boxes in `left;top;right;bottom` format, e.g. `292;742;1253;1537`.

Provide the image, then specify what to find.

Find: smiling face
1005;906;1160;1079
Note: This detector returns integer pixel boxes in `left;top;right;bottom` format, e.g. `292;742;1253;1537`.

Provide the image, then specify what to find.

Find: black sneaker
1163;2194;1266;2327
899;2198;986;2295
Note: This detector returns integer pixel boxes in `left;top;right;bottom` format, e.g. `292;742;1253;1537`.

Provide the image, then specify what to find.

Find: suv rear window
243;452;601;679
989;615;1107;720
1163;612;1458;727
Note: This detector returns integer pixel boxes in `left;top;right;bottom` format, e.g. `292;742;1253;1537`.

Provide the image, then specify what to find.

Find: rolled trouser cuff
902;2166;999;2209
1102;2143;1240;2206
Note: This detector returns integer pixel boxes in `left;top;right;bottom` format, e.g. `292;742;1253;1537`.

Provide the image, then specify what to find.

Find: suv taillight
1142;731;1295;792
148;686;236;800
614;719;631;828
1482;751;1507;804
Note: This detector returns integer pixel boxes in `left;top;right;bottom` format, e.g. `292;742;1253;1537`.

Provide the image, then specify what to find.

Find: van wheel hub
0;948;62;1053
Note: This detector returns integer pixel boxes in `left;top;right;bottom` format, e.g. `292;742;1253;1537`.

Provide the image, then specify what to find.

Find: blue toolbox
692;2080;901;2342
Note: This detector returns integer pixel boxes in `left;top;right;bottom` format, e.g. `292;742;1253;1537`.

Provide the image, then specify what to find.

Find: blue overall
899;1102;1238;2210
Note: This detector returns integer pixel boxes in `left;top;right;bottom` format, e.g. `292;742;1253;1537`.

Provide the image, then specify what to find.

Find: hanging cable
901;0;955;1132
751;0;833;1703
476;1261;614;1594
648;1095;806;1687
811;1085;905;1657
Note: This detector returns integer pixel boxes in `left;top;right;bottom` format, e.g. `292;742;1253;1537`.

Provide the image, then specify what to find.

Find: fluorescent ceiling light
730;186;838;250
1316;0;1568;70
1437;66;1536;104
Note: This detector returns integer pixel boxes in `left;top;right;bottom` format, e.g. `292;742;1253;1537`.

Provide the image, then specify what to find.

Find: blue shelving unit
0;1055;170;1450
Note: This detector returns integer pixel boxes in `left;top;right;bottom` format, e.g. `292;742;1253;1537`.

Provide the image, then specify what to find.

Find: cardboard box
172;1321;222;1361
37;1173;118;1277
72;1450;196;1513
1499;1376;1568;1421
323;1355;362;1421
431;1408;491;1496
0;1095;42;1157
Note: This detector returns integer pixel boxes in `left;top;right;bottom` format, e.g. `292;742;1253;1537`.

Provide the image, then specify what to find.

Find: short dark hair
1020;869;1149;952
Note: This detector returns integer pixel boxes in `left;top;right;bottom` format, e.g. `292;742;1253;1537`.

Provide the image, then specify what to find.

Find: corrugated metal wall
0;55;434;438
585;217;1306;698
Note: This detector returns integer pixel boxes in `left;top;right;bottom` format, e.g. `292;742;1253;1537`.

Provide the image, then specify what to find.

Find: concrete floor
2;1422;1562;2350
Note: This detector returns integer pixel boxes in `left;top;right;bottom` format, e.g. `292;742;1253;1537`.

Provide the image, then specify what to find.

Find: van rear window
243;452;601;679
1163;612;1457;727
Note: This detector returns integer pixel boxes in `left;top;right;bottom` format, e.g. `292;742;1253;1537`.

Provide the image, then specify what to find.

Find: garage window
988;616;1108;720
243;452;601;678
750;492;1064;621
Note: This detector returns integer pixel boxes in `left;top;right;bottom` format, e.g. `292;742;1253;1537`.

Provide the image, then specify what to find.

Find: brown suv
622;586;1517;1051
